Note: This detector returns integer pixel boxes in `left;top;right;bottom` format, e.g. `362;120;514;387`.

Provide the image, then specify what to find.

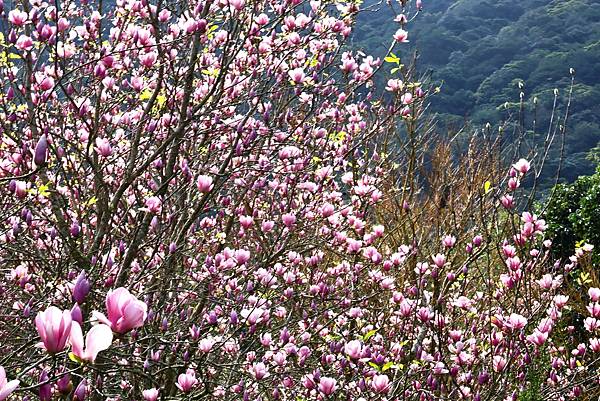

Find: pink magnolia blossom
142;388;159;401
288;68;306;84
282;213;296;227
527;329;549;346
93;287;147;334
506;313;527;330
371;374;390;393
344;339;362;359
8;9;28;26
197;175;214;193
318;377;337;396
69;321;113;363
144;196;162;214
57;18;70;32
176;369;198;392
393;29;409;43
35;306;72;353
255;13;269;25
16;35;33;51
95;138;112;157
251;362;269;380
513;158;531;174
493;355;507;372
0;366;19;401
589;288;600;302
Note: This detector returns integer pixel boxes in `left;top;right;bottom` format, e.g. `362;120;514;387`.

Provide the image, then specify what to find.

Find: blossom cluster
0;0;598;400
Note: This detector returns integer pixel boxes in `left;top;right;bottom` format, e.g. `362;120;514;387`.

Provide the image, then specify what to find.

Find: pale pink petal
44;307;61;352
69;321;85;360
0;379;19;401
0;366;6;387
85;324;113;362
58;310;72;349
92;311;112;328
34;314;48;348
121;301;146;330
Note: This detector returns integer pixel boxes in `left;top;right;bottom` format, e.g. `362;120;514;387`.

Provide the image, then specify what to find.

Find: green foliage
521;351;550;401
543;168;600;262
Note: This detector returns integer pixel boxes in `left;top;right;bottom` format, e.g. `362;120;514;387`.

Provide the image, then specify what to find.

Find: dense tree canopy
355;0;600;186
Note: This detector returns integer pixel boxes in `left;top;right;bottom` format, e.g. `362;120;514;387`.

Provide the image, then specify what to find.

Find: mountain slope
354;0;600;183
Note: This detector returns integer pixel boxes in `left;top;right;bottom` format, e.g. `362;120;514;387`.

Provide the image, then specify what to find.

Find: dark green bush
543;167;600;263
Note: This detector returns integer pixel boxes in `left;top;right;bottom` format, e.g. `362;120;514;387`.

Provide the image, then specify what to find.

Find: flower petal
85;324;113;362
69;321;85;360
0;379;19;401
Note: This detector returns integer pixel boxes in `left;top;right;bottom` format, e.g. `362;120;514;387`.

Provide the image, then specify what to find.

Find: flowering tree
0;0;599;400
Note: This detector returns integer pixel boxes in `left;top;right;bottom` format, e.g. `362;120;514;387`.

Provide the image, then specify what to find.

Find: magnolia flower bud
39;370;51;401
57;373;73;394
73;379;87;401
70;222;80;237
73;271;90;304
71;303;83;325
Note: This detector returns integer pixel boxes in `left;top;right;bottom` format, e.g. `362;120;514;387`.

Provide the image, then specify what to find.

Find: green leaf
37;183;50;197
368;362;381;371
382;361;395;371
363;328;378;342
384;54;400;64
139;89;152;101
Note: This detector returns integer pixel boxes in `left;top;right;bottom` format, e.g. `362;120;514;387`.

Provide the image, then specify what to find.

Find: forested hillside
355;0;600;183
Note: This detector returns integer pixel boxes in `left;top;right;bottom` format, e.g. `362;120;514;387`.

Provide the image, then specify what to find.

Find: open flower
69;321;113;363
176;369;198;393
393;29;408;42
93;288;147;334
35;306;72;354
318;377;337;396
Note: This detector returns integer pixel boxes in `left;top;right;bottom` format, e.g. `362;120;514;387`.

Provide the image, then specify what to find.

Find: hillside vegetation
355;0;600;183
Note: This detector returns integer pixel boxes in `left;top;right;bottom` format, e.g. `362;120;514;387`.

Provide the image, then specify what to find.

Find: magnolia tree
0;0;599;400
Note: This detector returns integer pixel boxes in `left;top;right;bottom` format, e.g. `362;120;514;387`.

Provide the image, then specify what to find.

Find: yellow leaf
139;89;152;101
37;184;50;197
384;54;399;64
484;181;492;194
87;196;98;206
68;352;83;364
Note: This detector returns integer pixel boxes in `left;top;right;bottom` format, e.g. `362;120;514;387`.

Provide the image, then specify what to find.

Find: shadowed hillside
355;0;600;184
